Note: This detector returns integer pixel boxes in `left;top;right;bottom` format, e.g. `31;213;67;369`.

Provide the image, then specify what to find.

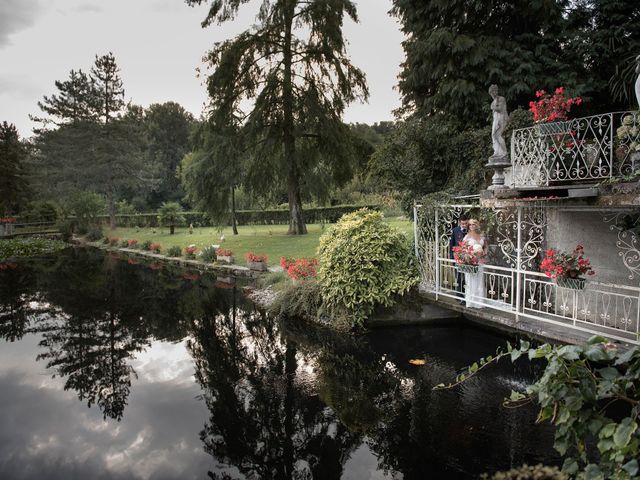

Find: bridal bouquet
452;240;486;266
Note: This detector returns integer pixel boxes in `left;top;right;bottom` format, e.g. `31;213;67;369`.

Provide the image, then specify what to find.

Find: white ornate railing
414;203;640;345
511;111;640;188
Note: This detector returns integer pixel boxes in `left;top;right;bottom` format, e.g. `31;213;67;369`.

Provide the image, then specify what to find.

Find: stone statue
635;54;640;111
489;84;509;160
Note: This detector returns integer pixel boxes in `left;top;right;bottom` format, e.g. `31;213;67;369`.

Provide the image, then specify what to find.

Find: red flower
540;244;594;279
528;86;582;123
216;248;232;257
245;252;268;263
281;257;318;280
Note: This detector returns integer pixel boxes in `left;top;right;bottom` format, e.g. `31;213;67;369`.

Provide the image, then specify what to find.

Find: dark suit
450;225;467;294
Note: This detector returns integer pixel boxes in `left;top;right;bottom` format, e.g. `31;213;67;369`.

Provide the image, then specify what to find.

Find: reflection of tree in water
189;296;363;479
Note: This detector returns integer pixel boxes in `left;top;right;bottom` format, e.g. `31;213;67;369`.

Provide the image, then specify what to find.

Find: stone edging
73;237;283;279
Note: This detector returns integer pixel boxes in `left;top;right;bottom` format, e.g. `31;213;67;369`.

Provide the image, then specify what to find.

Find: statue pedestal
485;154;511;190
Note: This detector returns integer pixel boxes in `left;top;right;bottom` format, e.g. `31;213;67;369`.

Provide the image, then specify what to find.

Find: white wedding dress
463;236;485;308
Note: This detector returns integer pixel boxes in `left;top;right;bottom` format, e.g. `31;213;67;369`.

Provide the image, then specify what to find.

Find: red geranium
528;87;582;123
127;239;138;247
280;256;318;280
216;248;233;257
245;252;268;263
149;242;162;253
109;237;120;246
540;244;595;279
0;217;16;224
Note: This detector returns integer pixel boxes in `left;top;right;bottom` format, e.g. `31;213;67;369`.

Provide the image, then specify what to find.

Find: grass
103;217;413;266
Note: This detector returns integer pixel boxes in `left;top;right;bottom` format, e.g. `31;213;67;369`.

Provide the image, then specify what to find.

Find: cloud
0;0;41;48
0;74;41;99
72;3;103;14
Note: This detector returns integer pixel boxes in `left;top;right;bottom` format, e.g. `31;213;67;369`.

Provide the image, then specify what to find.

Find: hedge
95;205;381;228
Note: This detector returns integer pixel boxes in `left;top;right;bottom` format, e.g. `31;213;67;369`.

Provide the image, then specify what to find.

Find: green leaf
509;390;525;402
583;464;604;480
597;367;619;380
584;345;609;362
622;459;639;476
613;418;637;448
614;346;639;366
558;345;581;361
562;458;579;475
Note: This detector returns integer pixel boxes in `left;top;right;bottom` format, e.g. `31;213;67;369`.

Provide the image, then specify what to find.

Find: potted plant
149;242;162;254
540;244;595;290
528;87;582;136
245;252;268;271
216;247;234;264
452;240;486;274
184;244;199;259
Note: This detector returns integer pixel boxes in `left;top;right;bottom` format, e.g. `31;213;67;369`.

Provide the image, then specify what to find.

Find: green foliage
157;202;185;234
481;464;566;480
268;278;324;322
391;0;573;123
187;0;368;234
20;201;59;223
199;245;218;263
116;200;137;215
391;0;640;121
437;337;640;480
0;121;30;215
141;240;153;251
318;209;418;328
167;245;182;257
56;219;74;242
85;225;103;242
143;102;194;209
0;238;67;259
67;191;105;226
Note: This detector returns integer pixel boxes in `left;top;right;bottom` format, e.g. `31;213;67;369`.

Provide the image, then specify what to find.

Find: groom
450;215;469;297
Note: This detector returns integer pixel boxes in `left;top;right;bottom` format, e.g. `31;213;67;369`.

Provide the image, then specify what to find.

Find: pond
0;247;558;479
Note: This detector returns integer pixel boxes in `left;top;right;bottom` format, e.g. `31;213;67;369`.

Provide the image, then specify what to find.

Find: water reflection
0;248;558;479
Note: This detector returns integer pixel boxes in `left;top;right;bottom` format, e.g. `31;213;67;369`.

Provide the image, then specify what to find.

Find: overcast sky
0;0;405;138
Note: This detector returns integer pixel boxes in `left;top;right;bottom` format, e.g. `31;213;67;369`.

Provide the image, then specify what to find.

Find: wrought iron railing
414;202;640;345
510;111;640;188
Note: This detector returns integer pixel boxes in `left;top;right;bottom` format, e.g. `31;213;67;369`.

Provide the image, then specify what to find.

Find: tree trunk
170;225;175;235
282;0;307;235
231;185;238;235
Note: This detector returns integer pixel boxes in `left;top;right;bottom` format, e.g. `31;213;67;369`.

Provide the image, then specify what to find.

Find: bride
463;219;487;308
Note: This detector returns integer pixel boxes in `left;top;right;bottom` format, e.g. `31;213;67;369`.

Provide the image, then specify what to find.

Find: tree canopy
0;122;29;215
391;0;640;123
187;0;368;234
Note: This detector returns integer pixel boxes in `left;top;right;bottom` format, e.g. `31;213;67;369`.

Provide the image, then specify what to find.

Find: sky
0;0;405;138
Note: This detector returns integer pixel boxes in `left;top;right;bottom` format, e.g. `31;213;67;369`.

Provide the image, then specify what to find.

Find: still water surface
0;248;557;479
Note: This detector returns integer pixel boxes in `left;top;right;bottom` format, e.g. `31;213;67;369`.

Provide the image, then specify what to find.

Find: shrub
108;237;119;246
87;225;104;242
268;278;324;321
157;202;185;235
246;252;268;263
102;236;110;245
141;240;153;251
318;209;418;328
481;464;566;480
56;219;74;242
199;245;218;263
149;242;161;254
167;245;182;257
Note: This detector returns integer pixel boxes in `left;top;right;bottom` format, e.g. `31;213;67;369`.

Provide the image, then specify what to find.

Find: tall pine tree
187;0;368;234
0;122;29;215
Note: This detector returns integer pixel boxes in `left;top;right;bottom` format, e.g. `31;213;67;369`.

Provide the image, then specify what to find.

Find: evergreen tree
391;0;575;123
181;118;244;235
32;53;145;228
0;122;29;215
187;0;368;234
143;102;194;208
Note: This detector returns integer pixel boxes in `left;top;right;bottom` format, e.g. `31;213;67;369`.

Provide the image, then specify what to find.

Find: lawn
106;217;413;266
